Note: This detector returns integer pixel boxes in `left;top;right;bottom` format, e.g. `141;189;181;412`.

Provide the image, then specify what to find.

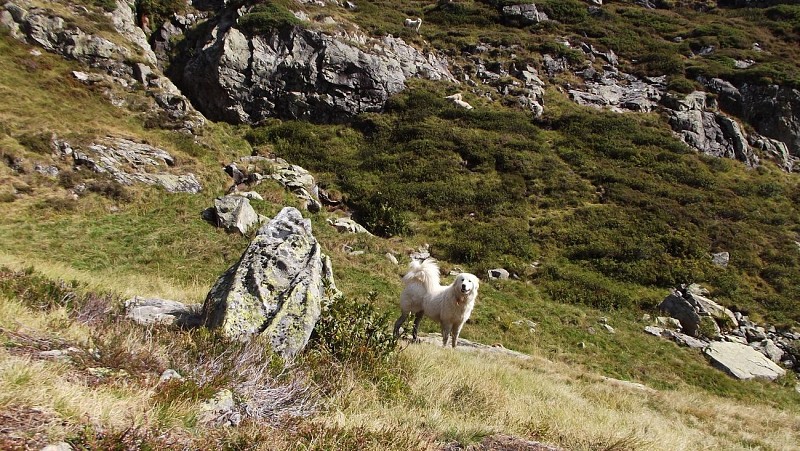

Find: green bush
309;293;399;369
539;0;588;24
238;2;303;34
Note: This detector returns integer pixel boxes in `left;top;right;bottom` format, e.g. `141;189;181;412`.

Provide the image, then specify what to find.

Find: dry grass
0;253;209;302
319;343;800;451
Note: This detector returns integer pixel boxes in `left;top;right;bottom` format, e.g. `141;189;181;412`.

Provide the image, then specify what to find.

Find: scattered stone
88;367;129;378
198;389;241;426
704;341;786;381
230;191;264;201
665;330;708;349
512;319;537;333
204;195;262;235
602;324;615;334
385;253;398;265
202;207;338;358
711;251;730;268
124;296;203;328
599;376;656;394
41;442;72;451
644;326;663;337
327;217;372;234
655;316;682;330
410;244;431;261
159;369;183;383
488;268;510;280
501;3;549;26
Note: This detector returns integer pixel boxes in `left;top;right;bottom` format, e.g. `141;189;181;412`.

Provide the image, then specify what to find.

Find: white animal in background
404;17;422;33
393;258;480;348
445;93;474;110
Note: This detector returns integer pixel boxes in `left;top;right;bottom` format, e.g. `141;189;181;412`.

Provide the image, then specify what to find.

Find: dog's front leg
451;323;464;348
441;323;452;347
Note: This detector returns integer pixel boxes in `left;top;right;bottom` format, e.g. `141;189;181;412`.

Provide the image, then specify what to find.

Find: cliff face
171;5;454;124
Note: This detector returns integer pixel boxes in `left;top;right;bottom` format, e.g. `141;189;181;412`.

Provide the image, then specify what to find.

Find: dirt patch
0;404;64;450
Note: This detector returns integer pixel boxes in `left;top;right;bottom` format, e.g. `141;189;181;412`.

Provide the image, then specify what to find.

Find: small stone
41;442;72;451
487;268;510;280
159;369;183;383
602;324;615;334
644;326;663;337
385;253;398;265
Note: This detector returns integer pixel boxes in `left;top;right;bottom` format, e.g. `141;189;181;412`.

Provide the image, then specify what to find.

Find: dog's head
454;273;479;297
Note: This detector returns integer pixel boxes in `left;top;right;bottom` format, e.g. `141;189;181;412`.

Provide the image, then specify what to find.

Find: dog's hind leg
411;312;424;342
441;323;452;347
393;312;408;338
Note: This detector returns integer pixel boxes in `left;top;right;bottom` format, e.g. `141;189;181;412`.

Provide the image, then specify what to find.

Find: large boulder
658;292;702;337
202;207;337;358
178;9;454;124
704;341;786;381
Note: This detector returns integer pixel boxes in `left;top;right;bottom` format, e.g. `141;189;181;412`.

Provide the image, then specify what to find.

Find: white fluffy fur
393;258;479;348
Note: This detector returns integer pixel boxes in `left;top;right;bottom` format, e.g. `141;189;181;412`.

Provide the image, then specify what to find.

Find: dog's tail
402;258;441;290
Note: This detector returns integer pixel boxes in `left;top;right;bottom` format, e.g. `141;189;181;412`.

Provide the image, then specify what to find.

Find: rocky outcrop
202;207;337;358
178;7;454;124
1;1;205;132
704;342;786;381
62;137;202;193
223;156;322;212
663;91;759;167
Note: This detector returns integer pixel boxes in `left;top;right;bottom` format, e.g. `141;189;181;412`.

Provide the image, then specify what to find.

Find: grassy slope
0;0;799;449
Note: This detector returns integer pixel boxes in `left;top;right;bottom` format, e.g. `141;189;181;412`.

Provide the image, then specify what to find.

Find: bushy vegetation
237;2;304;34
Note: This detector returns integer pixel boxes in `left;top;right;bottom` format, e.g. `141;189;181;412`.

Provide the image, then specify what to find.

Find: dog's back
399;258;441;314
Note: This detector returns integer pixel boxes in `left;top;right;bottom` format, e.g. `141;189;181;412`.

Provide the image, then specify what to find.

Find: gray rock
488;268;510;280
159;369;183;383
756;339;784;363
602;324;615;334
501;4;548;26
327;217;372;234
198;389;241;426
41;442;73;451
512;319;537;333
711;252;729;268
658;292;701;337
666;92;759;167
745;326;767;343
206;195;262;235
202;207;337;358
644;325;664;337
750;134;795;172
665;330;708;348
68;137;202;193
685;289;738;329
655;316;682;330
723;334;748;345
180;14;454;124
125;297;203;328
110;0;157;64
385;252;398;265
704;341;786;381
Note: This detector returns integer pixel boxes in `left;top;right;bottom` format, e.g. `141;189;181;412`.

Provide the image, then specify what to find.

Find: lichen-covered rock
202;207;337;358
67;137;202;193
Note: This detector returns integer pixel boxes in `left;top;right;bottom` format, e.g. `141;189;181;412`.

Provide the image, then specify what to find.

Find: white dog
404;17;422;33
393;258;479;348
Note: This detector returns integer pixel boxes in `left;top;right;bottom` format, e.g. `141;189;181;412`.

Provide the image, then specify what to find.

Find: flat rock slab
704;341;786;381
125;297;202;328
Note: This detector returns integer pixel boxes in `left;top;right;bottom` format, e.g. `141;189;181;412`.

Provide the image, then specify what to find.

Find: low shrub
237;3;303;34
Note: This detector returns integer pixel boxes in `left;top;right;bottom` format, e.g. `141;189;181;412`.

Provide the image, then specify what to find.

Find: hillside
1;0;799;449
